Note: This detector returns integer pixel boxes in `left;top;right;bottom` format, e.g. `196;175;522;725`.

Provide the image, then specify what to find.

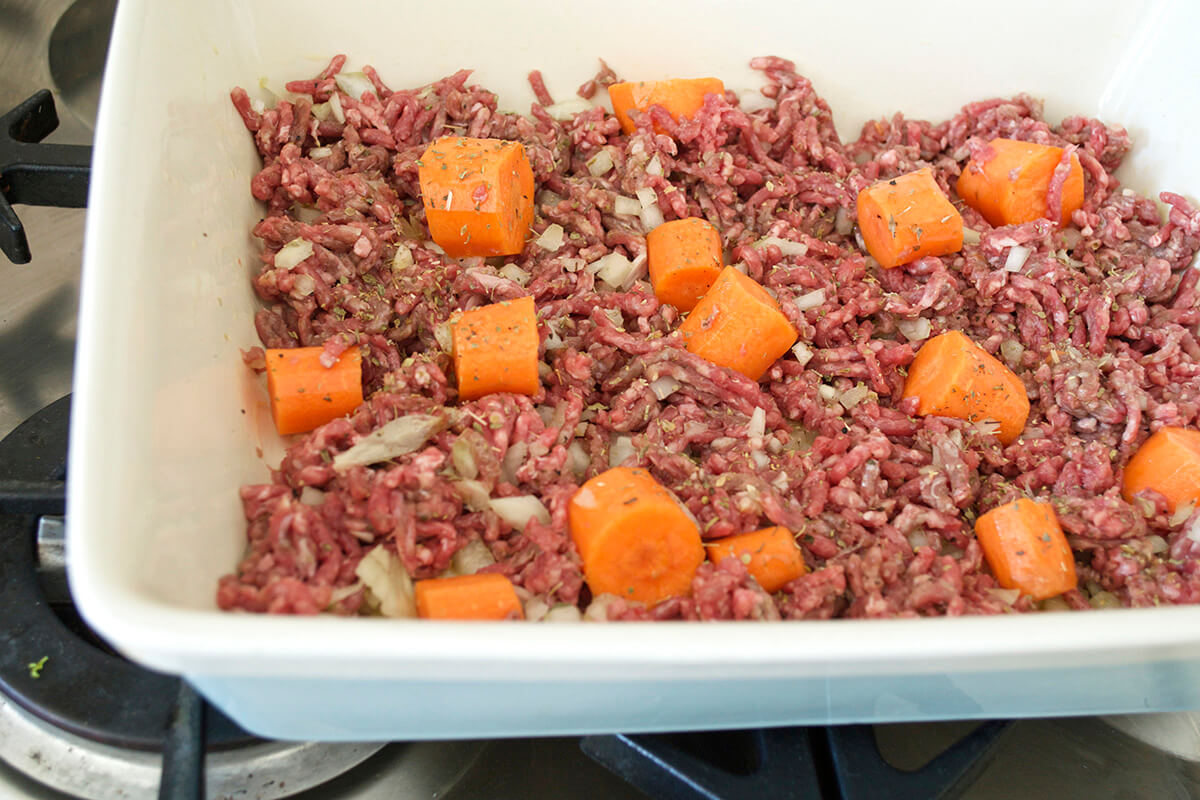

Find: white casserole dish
69;0;1200;739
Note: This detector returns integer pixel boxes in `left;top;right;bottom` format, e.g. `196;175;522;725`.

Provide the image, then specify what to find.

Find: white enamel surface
70;0;1200;735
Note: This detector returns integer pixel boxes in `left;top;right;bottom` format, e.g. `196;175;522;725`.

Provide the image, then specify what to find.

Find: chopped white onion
355;546;416;618
328;92;345;123
567;441;589;478
613;195;642;216
328;580;365;606
534;223;565;252
839;383;870;409
834;207;854;236
987;587;1022;605
251;98;265;114
490;495;551;531
645;155;664;176
293;204;323;224
636;187;665;230
792;342;814;367
1186;515;1200;543
524;596;550;622
274;238;314;270
544;322;566;352
736;89;775;113
544;604;583;623
586;149;615;176
392;245;414;271
291;273;317;298
757;236;808;257
609;435;635;468
602;308;625;329
999;339;1024;365
450;436;478;479
794;288;826;311
585;593;621;622
896;317;932;342
307;146;334;159
962;228;982;246
299;486;325;506
1147;535;1170;554
650;376;681;401
818;384;839;403
449;538;496;575
731;262;748;275
498;263;531;285
433;321;454;352
591;252;636;290
453;479;492;512
907;530;930;549
334;71;374;100
500;440;528;485
333;414;445;470
311;101;332;121
1004;245;1031;272
750;450;771;469
748;407;766;439
1170;500;1197;528
544;98;593;120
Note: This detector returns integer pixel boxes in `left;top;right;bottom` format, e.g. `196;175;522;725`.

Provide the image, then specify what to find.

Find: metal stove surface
4;1;1200;799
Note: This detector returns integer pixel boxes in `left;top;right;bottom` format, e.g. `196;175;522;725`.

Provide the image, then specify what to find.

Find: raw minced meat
218;55;1200;620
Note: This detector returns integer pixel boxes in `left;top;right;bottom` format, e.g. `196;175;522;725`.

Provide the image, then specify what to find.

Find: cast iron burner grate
582;720;1010;800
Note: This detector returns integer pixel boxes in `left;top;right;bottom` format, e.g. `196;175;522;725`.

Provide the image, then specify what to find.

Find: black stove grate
0;394;251;754
582;719;1010;799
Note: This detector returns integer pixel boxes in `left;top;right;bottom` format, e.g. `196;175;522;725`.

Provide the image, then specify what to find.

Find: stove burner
582;720;1010;800
0;91;92;264
0;395;249;751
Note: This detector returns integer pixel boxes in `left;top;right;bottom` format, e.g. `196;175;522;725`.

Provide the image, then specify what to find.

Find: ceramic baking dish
69;0;1200;739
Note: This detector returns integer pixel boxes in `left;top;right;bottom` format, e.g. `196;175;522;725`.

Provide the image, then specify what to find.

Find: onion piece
333;414;446;470
544;98;592;120
586;149;614;176
292;204;324;224
609;435;635;468
896;317;932;342
490;495;551;530
334;71;374;100
524;596;550;622
453;479;491;512
310;102;332;121
591;252;636;290
500;441;528;485
650;376;681;401
1147;535;1170;554
1169;500;1196;528
498;263;531;285
544;604;583;623
792;342;814;367
307;146;333;159
534;223;565;252
584;593;620;622
433;321;454;352
987;587;1022;605
1004;245;1031;272
450;436;478;479
794;288;826;311
834;207;854;236
299;486;325;506
567;440;589;478
748;407;766;439
274;238;314;270
1000;339;1024;365
756;236;808;257
291;273;316;298
750;450;770;469
613;195;642;216
449;538;496;575
645;155;663;176
1186;515;1200;543
602;308;624;330
355;546;416;618
328;92;346;123
839;383;870;409
636;187;665;230
962;228;982;245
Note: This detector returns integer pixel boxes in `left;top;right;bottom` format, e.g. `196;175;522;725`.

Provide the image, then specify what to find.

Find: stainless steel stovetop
4;1;1200;798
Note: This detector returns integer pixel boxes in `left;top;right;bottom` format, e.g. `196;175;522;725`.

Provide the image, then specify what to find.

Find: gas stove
4;1;1200;798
